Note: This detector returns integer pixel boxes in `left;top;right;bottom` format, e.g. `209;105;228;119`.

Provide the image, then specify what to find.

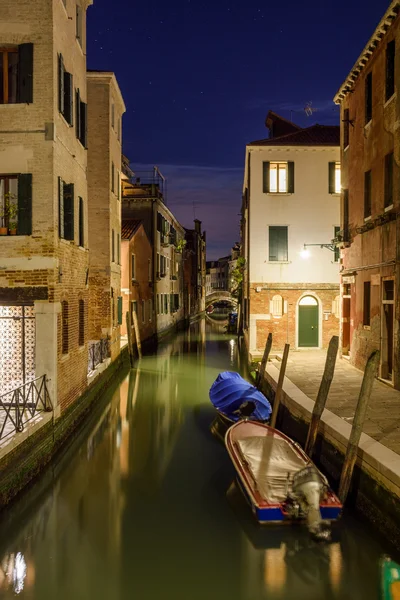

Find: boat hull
226;421;342;526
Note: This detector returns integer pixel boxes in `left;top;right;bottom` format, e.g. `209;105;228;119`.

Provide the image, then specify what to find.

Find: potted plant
0;193;18;235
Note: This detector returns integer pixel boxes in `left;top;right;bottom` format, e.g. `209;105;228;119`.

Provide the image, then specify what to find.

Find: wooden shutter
75;89;81;140
80;101;87;147
117;296;123;325
343;190;349;242
386;41;395;101
384;153;394;208
63;182;74;240
18;44;33;103
17;173;32;235
269;226;288;261
328;162;336;194
78;196;84;247
334;226;340;262
58;54;64;114
287;162;295;193
64;71;73;125
58;177;64;238
78;299;85;346
262;162;270;193
365;73;372;124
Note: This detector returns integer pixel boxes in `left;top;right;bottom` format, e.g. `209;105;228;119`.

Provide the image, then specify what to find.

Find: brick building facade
183;219;206;319
241;112;341;355
334;1;400;387
87;71;125;362
0;0;93;414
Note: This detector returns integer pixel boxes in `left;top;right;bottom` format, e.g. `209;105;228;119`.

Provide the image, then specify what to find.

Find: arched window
299;295;318;306
271;294;283;317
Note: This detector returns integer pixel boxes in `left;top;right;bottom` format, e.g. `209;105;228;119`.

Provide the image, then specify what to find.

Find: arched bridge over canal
205;290;237;308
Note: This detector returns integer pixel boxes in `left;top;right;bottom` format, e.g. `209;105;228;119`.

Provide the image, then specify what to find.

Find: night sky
87;0;389;259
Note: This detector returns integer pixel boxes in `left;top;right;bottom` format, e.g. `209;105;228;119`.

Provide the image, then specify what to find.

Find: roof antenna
304;101;317;117
193;201;196;219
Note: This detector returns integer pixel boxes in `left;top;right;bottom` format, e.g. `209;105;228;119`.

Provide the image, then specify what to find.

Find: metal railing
0;375;52;440
88;338;110;374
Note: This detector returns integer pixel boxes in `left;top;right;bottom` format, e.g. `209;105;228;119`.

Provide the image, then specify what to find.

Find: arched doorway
298;296;319;347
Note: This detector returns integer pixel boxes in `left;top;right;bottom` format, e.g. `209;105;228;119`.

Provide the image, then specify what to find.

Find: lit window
335;163;341;194
270;162;288;193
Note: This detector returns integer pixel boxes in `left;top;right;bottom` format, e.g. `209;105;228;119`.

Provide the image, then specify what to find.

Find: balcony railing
0;375;52;441
88;338;110;374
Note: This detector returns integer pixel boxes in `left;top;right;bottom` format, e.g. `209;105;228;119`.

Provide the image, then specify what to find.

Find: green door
299;303;319;347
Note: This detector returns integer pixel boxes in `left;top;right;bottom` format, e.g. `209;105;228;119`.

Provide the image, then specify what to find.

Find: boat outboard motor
292;465;330;541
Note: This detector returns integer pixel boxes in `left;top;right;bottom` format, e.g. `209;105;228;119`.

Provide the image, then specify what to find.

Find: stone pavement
270;350;400;455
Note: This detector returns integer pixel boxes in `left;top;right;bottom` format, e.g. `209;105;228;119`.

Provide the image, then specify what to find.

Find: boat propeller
291;465;331;542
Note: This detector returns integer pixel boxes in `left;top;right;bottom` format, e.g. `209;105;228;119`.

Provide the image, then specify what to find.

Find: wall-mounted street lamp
300;243;337;259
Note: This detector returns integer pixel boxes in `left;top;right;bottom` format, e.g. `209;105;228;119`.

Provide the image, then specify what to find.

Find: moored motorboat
381;556;400;600
209;371;272;441
225;420;342;540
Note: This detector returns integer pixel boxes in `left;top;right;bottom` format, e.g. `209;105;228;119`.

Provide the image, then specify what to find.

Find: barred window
62;300;69;353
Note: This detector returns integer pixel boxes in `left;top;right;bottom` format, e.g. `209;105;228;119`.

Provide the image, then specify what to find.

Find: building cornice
86;71;126;112
334;2;400;105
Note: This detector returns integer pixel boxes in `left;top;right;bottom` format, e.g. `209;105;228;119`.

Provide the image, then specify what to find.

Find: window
78;196;84;247
269;226;288;262
363;281;371;326
383;279;394;301
76;3;83;46
78;299;85;346
365;72;372;124
157;253;160;277
364;170;372;218
384;153;394;208
343;189;349;242
117;233;120;264
160;294;164;315
148;258;152;282
58;177;74;240
271;295;283;317
75;89;87;147
131;300;137;319
62;300;69;354
142;300;145;323
111;103;115;130
156;294;160;314
386;40;395;101
117;171;121;200
117;117;121;141
334;226;340;262
111;162;115;193
343;108;350;148
329;162;341;194
164;294;168;314
149;298;152;322
0;174;32;235
111;229;115;262
263;162;294;194
117;296;123;325
131;254;136;281
58;54;73;125
0;45;33;104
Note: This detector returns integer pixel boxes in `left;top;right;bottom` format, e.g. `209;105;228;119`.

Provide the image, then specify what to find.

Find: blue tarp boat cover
209;371;272;422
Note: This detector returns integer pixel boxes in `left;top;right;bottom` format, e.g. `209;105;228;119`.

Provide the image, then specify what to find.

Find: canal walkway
269;350;400;455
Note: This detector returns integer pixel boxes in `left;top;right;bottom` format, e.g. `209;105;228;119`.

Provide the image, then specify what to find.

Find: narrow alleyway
0;321;396;600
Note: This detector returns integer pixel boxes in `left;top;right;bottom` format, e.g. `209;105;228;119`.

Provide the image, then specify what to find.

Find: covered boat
210;371;271;420
381;557;400;600
225;421;342;540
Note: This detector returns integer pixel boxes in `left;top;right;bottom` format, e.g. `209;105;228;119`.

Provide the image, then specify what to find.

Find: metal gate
0;305;35;394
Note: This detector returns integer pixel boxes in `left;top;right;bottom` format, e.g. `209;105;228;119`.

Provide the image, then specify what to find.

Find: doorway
381;279;394;381
298;296;319;347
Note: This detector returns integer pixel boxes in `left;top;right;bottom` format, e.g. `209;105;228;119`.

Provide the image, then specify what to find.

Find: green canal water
0;319;396;599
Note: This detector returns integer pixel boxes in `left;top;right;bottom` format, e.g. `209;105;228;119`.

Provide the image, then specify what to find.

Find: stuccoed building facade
241;112;341;355
334;1;400;387
0;0;93;415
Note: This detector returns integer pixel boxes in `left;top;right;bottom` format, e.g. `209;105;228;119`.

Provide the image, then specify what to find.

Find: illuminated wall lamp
301;243;336;259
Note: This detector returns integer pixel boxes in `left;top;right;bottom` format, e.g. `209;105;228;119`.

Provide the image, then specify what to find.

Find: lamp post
300;243;338;259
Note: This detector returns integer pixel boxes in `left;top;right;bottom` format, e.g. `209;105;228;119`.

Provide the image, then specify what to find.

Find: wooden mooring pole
338;349;380;505
132;310;142;360
269;343;290;429
305;335;339;458
257;333;272;390
126;311;135;368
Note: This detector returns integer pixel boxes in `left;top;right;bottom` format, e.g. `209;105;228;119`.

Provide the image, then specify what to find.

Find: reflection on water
0;319;396;599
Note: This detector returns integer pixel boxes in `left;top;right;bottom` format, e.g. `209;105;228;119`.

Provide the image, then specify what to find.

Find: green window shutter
63;183;74;240
64;71;73;125
58;177;64;238
262;162;270;193
81;101;87;148
269;226;288;261
75;89;81;140
328;162;335;194
287;162;295;193
79;196;84;247
18;44;33;103
17;173;32;235
58;54;64;115
117;296;123;325
334;226;340;262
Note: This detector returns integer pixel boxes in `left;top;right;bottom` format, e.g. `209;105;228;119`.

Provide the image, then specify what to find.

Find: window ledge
76;38;84;56
267;261;291;264
344;145;349;153
384;204;394;212
60;353;69;362
364;215;372;222
0;235;30;239
364;120;372;131
363;325;371;331
59;112;73;128
266;193;293;197
384;92;396;109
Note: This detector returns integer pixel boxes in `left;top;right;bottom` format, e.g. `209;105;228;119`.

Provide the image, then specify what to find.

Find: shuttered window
343;108;350;148
111;162;115;193
62;300;69;354
75;89;87;147
269;226;288;262
365;72;372;124
111;229;115;262
118;296;123;325
343;189;349;242
131;254;136;280
0;44;33;104
329;162;341;194
76;3;83;47
58;179;74;240
364;170;372;218
363;282;371;326
78;196;84;247
386;41;395;101
384;153;394;208
78;299;85;346
58;54;73;125
17;173;33;235
117;233;120;264
334;226;340;262
0;174;32;235
263;162;294;193
142;299;145;323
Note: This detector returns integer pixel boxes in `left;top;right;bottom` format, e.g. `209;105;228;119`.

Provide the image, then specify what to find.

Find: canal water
0;319;396;599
